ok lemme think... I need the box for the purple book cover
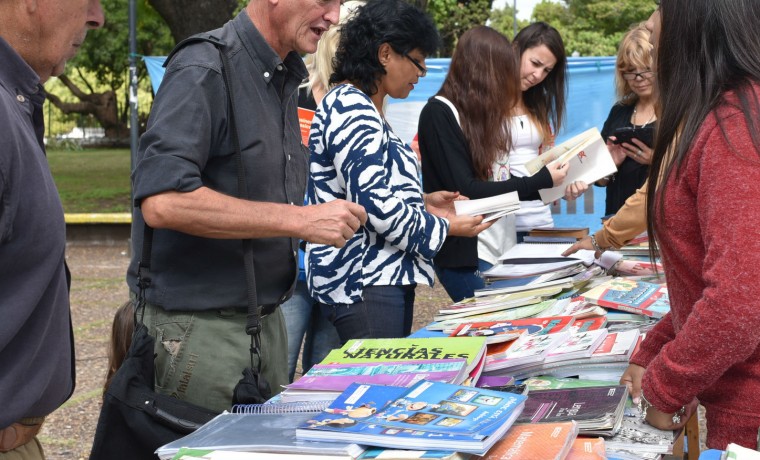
[288,359,468,392]
[516,385,628,424]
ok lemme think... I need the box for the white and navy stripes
[306,84,448,305]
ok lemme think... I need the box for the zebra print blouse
[305,84,448,305]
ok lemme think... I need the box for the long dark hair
[438,26,520,180]
[513,22,567,142]
[330,0,440,96]
[647,0,760,257]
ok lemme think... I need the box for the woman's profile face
[379,46,427,100]
[519,44,557,92]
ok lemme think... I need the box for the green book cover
[321,337,487,373]
[522,375,618,390]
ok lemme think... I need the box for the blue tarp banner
[141,56,618,231]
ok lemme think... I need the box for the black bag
[89,323,219,460]
[90,33,278,459]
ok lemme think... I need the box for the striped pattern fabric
[306,84,447,305]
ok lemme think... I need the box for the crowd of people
[3,0,760,456]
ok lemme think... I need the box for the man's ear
[377,43,392,67]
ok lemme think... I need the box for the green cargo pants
[141,302,288,413]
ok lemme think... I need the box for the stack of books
[279,337,488,403]
[295,380,527,455]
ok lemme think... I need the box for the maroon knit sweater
[630,84,760,450]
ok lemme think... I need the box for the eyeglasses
[404,54,427,77]
[622,70,655,81]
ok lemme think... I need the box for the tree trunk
[47,75,128,139]
[148,0,239,43]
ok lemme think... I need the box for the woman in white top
[511,22,588,239]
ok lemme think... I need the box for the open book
[524,127,617,204]
[453,191,520,223]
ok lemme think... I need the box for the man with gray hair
[0,0,104,457]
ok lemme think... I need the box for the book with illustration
[523,127,617,204]
[515,385,628,436]
[286,359,469,393]
[580,277,670,318]
[320,337,487,378]
[296,381,527,455]
[565,436,606,460]
[479,421,578,460]
[543,329,608,364]
[426,300,558,333]
[449,316,574,343]
[484,331,570,372]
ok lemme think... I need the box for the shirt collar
[0,36,44,98]
[231,10,307,85]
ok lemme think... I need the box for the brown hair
[438,26,520,180]
[104,300,135,394]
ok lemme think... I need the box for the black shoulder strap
[141,34,262,345]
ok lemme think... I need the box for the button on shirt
[127,11,309,310]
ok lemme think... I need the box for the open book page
[498,243,596,266]
[537,129,617,204]
[525,128,600,176]
[453,191,520,223]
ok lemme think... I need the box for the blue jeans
[319,285,416,343]
[434,259,493,303]
[280,281,341,382]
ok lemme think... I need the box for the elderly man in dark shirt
[0,0,104,457]
[127,0,367,412]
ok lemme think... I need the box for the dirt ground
[40,241,706,459]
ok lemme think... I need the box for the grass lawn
[48,148,132,213]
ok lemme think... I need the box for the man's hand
[300,200,367,247]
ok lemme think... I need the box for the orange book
[298,107,316,146]
[566,436,606,459]
[480,421,578,460]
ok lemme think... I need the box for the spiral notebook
[156,402,364,460]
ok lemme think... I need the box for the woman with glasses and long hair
[306,0,492,342]
[418,26,576,303]
[595,23,656,216]
[619,0,760,449]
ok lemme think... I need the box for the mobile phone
[611,125,654,148]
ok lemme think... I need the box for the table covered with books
[155,235,705,460]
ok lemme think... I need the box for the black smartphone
[611,125,654,148]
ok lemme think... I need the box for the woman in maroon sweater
[621,0,760,449]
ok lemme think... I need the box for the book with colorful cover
[434,294,544,322]
[296,381,527,455]
[571,316,607,332]
[484,332,570,372]
[515,385,628,436]
[321,338,487,377]
[587,329,640,363]
[286,359,469,392]
[523,376,619,391]
[565,437,606,460]
[543,329,608,364]
[580,277,670,318]
[298,107,315,145]
[479,421,578,460]
[358,448,470,460]
[426,300,557,333]
[450,316,574,343]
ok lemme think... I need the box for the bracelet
[589,234,604,253]
[639,390,687,424]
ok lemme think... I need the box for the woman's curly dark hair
[330,0,440,96]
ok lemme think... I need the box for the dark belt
[0,417,45,453]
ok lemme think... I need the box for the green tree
[489,5,530,39]
[48,0,173,140]
[428,0,493,55]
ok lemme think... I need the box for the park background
[42,1,659,458]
